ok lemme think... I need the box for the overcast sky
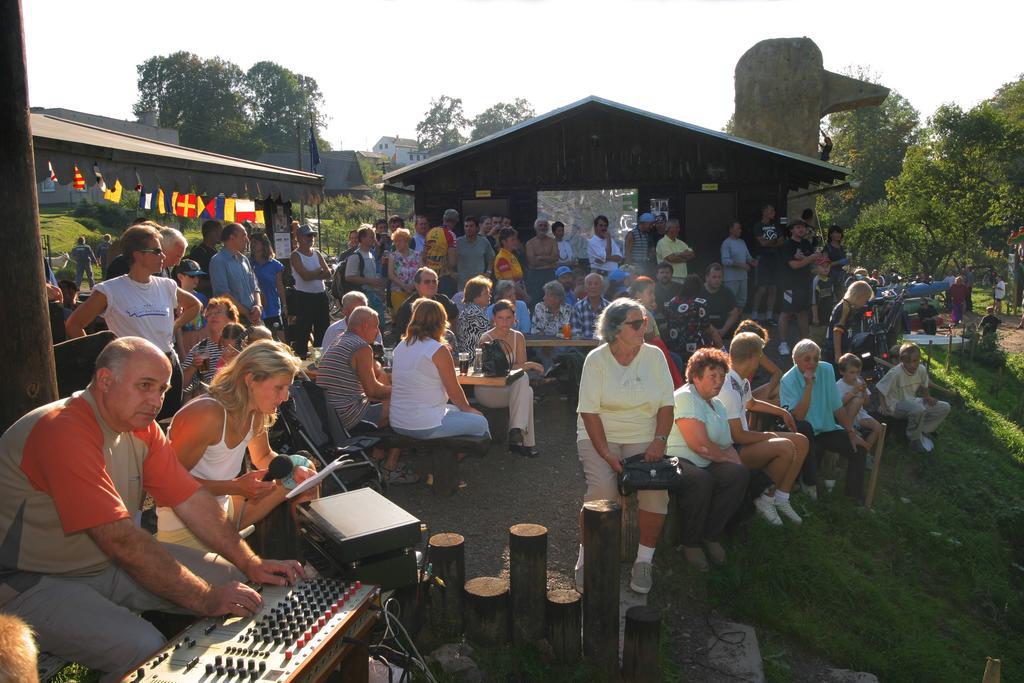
[23,0,1023,152]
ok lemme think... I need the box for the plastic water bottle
[473,348,483,374]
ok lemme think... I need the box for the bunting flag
[255,209,265,224]
[308,125,320,171]
[235,199,256,222]
[102,179,123,203]
[224,197,236,222]
[93,164,106,192]
[214,196,226,220]
[1008,227,1024,245]
[139,189,154,210]
[173,193,199,218]
[198,196,220,220]
[156,188,167,215]
[72,165,86,191]
[47,161,58,183]
[165,191,178,215]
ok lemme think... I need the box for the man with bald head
[0,337,305,678]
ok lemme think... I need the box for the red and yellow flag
[72,165,85,191]
[173,193,199,218]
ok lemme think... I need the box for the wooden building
[385,96,848,272]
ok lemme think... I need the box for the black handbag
[618,454,684,496]
[480,338,511,377]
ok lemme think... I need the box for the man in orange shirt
[0,337,304,678]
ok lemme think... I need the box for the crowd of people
[7,203,978,677]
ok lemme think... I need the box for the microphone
[262,455,294,482]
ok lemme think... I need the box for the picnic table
[304,358,525,388]
[524,334,600,349]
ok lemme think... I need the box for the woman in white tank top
[156,340,315,550]
[289,224,331,360]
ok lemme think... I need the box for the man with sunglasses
[390,267,459,341]
[209,223,263,326]
[587,215,624,275]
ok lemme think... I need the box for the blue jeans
[393,405,490,440]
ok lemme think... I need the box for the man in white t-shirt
[875,342,950,452]
[320,291,368,351]
[587,215,624,274]
[717,333,809,524]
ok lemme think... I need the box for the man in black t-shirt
[702,263,741,342]
[777,220,818,355]
[750,204,784,325]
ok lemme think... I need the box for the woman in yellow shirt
[494,227,525,287]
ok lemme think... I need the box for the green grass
[39,206,102,254]
[660,347,1024,682]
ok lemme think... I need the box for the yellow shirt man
[656,235,691,282]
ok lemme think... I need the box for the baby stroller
[270,377,384,496]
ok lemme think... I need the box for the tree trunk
[463,577,510,646]
[582,499,621,676]
[427,533,465,638]
[546,589,581,664]
[0,0,57,433]
[508,523,547,644]
[621,605,662,682]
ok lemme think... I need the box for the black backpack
[331,250,365,300]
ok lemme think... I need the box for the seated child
[979,305,1001,337]
[875,342,951,453]
[835,353,884,452]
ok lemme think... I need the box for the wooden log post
[582,499,621,676]
[463,577,510,646]
[620,493,639,562]
[509,523,547,645]
[0,0,58,433]
[982,656,1002,683]
[945,332,952,371]
[545,589,581,664]
[431,450,460,497]
[427,533,465,637]
[621,605,662,683]
[865,423,887,510]
[926,341,933,370]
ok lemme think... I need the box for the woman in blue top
[486,280,531,334]
[666,347,750,572]
[250,232,287,342]
[780,339,867,501]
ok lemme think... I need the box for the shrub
[72,200,132,232]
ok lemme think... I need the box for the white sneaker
[629,561,654,594]
[825,479,836,493]
[778,341,790,356]
[754,494,783,526]
[801,482,818,501]
[775,498,803,525]
[921,434,934,452]
[574,564,584,594]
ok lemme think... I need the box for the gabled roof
[258,150,368,193]
[33,113,324,203]
[385,95,849,183]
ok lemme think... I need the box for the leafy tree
[818,67,920,227]
[469,98,535,141]
[416,96,467,154]
[134,52,262,158]
[243,62,330,153]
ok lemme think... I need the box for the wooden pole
[463,577,510,646]
[509,523,547,645]
[545,589,581,664]
[865,423,887,510]
[620,493,639,562]
[427,533,465,637]
[0,0,58,433]
[982,656,1002,683]
[926,341,933,371]
[582,499,621,676]
[945,332,952,371]
[621,605,662,683]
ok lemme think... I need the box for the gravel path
[387,392,583,590]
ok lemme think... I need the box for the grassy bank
[671,348,1024,681]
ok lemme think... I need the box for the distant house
[371,136,428,167]
[258,150,370,199]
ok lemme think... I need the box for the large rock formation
[734,37,889,159]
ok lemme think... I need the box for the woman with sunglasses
[66,222,201,419]
[574,299,674,595]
